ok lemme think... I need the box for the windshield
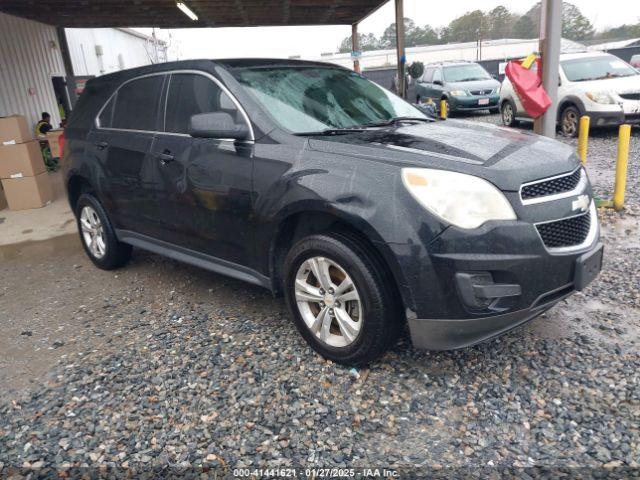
[443,64,492,82]
[231,66,426,134]
[561,55,638,82]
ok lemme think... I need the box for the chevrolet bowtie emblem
[572,194,590,213]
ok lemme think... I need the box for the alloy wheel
[502,103,514,125]
[80,205,107,259]
[294,256,363,348]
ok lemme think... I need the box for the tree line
[338,1,639,53]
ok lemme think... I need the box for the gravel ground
[0,114,639,477]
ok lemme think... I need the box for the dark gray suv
[64,59,603,365]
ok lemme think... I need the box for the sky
[140,0,640,61]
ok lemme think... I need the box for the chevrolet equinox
[64,59,603,365]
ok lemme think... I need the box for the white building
[0,12,167,131]
[65,28,168,77]
[321,38,586,71]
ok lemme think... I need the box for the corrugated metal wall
[0,12,65,131]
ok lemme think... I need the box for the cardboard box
[47,129,64,158]
[0,183,7,211]
[0,140,46,179]
[0,115,33,145]
[1,172,53,210]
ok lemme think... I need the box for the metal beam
[394,0,405,98]
[352,23,361,73]
[56,27,77,109]
[534,0,562,137]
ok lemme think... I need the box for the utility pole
[352,23,361,73]
[534,0,562,137]
[394,0,406,98]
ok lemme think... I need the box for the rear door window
[164,73,241,134]
[111,75,165,131]
[422,67,435,83]
[432,68,443,84]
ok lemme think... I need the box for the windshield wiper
[295,128,368,136]
[358,116,433,128]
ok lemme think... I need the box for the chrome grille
[536,211,591,249]
[521,169,582,201]
[469,89,494,96]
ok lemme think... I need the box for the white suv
[499,51,640,136]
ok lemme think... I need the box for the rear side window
[422,67,435,83]
[164,73,241,134]
[111,75,165,131]
[98,96,115,128]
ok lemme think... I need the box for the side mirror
[189,112,250,140]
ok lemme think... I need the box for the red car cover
[505,58,552,119]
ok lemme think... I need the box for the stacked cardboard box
[0,115,53,210]
[47,129,64,158]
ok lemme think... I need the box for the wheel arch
[66,174,94,212]
[557,96,586,122]
[268,208,412,315]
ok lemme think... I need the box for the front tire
[76,193,132,270]
[560,105,580,137]
[283,233,401,365]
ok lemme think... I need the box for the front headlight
[401,168,517,229]
[449,90,468,97]
[585,91,616,104]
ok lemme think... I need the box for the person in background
[35,112,53,136]
[35,112,56,171]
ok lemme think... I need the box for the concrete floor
[0,171,76,246]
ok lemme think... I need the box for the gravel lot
[0,114,639,476]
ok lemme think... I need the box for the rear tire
[75,193,132,270]
[283,232,401,365]
[501,100,518,127]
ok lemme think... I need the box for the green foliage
[336,2,607,54]
[518,1,595,41]
[338,33,381,54]
[595,23,640,41]
[512,14,537,39]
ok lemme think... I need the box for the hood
[307,120,580,192]
[446,78,501,92]
[572,74,640,93]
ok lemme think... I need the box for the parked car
[415,61,501,114]
[631,54,640,69]
[65,59,603,364]
[500,51,640,136]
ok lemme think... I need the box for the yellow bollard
[440,99,447,120]
[613,124,631,211]
[577,116,590,164]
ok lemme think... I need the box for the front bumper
[450,95,500,111]
[407,235,603,350]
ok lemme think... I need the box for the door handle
[158,151,175,165]
[95,141,109,150]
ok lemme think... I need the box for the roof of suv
[559,51,614,61]
[94,58,348,84]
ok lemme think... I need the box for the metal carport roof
[0,0,388,28]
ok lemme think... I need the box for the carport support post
[56,27,78,109]
[352,23,361,73]
[534,0,562,138]
[395,0,406,98]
